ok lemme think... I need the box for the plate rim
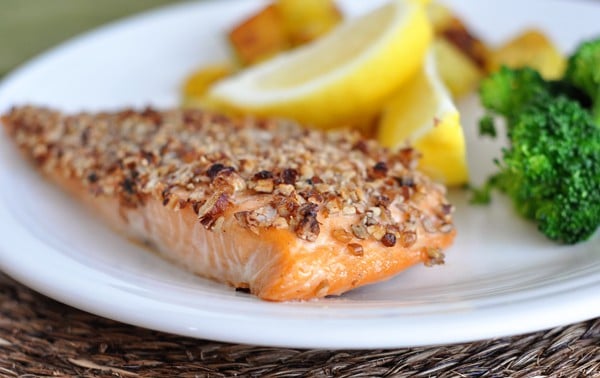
[0,0,599,349]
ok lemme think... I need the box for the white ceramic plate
[0,0,598,349]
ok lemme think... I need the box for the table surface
[1,272,599,377]
[1,1,599,376]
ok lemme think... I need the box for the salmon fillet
[2,106,455,301]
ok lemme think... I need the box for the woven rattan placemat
[2,2,599,376]
[1,273,598,377]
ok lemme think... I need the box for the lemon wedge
[377,51,467,186]
[208,0,432,129]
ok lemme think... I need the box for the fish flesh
[2,106,455,301]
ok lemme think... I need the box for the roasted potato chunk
[427,0,454,33]
[434,38,483,98]
[426,1,489,97]
[438,18,489,71]
[427,0,489,68]
[488,29,566,79]
[228,0,342,66]
[228,4,289,66]
[276,0,342,46]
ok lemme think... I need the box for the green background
[0,1,178,77]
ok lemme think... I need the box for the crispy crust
[2,106,454,248]
[2,106,456,300]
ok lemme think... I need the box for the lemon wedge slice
[209,0,432,129]
[377,51,468,186]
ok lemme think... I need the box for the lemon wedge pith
[377,51,468,186]
[209,0,432,129]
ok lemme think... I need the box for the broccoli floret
[492,96,600,244]
[565,38,600,123]
[479,66,549,119]
[478,114,497,138]
[475,39,600,244]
